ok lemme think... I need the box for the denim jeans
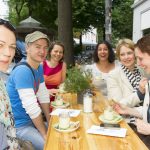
[16,122,44,150]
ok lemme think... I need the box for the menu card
[50,108,81,117]
[87,125,127,137]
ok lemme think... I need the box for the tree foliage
[8,0,134,42]
[112,0,134,44]
[8,0,58,29]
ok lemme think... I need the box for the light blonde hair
[116,38,135,60]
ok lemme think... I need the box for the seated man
[6,31,50,150]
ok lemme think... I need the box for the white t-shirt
[85,61,119,97]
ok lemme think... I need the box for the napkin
[87,125,127,137]
[50,108,81,117]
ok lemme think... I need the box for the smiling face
[135,47,150,74]
[0,25,16,72]
[97,43,109,62]
[50,44,64,62]
[119,45,135,70]
[26,38,48,64]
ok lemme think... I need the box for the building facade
[132,0,150,42]
[0,0,9,19]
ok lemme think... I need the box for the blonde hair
[116,38,135,60]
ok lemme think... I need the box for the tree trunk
[105,0,112,43]
[58,0,74,66]
[79,33,82,48]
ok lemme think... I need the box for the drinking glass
[59,111,70,129]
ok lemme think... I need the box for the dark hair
[47,41,65,62]
[93,41,115,63]
[0,18,16,34]
[135,34,150,55]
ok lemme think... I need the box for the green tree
[8,0,57,29]
[112,0,134,45]
[8,0,134,64]
[73,0,105,41]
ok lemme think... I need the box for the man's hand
[136,119,150,135]
[138,78,148,94]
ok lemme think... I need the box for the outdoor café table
[44,92,149,150]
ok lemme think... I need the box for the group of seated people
[0,19,66,150]
[1,18,150,149]
[85,36,150,148]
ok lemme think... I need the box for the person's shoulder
[11,64,34,79]
[13,64,31,73]
[8,65,32,82]
[109,65,121,75]
[114,60,121,67]
[62,61,67,67]
[38,64,44,72]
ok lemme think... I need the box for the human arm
[48,88,58,95]
[18,89,47,140]
[107,69,141,107]
[136,119,150,135]
[113,103,142,118]
[36,82,50,123]
[32,114,47,140]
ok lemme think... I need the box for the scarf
[121,64,141,90]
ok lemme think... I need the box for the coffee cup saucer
[51,101,70,108]
[99,114,123,124]
[53,121,80,133]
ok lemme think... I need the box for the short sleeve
[13,66,35,90]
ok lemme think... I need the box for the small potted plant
[64,66,92,103]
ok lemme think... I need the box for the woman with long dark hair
[0,18,20,150]
[85,40,116,97]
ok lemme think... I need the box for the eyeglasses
[0,18,16,33]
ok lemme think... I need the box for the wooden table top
[44,92,149,150]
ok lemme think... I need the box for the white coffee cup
[55,99,63,106]
[59,112,70,129]
[104,110,114,120]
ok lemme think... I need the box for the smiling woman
[84,40,117,97]
[43,41,67,111]
[0,19,16,72]
[107,38,145,107]
[0,18,20,149]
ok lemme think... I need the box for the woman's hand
[138,78,148,94]
[136,119,150,135]
[113,103,129,115]
[49,89,58,95]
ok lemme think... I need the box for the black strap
[147,83,150,123]
[13,62,35,79]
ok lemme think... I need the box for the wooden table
[44,92,149,150]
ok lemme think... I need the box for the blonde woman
[107,39,146,107]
